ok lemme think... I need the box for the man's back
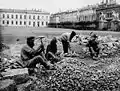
[21,45,35,62]
[59,32,71,42]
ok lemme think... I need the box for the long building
[0,9,50,27]
[78,5,98,22]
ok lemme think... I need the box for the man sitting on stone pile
[21,36,55,75]
[45,37,60,64]
[86,34,100,60]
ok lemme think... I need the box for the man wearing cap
[86,34,100,59]
[21,36,54,75]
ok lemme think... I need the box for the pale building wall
[0,9,50,27]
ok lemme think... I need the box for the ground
[2,26,120,44]
[1,27,120,91]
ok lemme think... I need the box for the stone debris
[0,79,18,91]
[0,35,120,91]
[1,68,28,78]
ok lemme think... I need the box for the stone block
[0,79,18,91]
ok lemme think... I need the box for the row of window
[2,14,49,20]
[2,20,48,26]
[79,15,96,21]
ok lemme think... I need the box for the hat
[71,31,76,36]
[27,36,35,41]
[91,34,98,38]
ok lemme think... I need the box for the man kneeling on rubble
[86,34,100,60]
[46,37,60,64]
[21,36,55,75]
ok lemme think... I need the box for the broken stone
[0,79,18,91]
[17,80,33,91]
[1,68,28,77]
[13,74,30,85]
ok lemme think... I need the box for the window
[29,15,31,19]
[38,16,40,19]
[24,21,26,25]
[16,21,18,25]
[46,16,48,19]
[20,15,22,19]
[106,12,112,18]
[119,14,120,19]
[7,21,9,24]
[29,21,31,25]
[42,22,44,25]
[24,15,26,19]
[33,16,35,19]
[20,21,22,25]
[42,16,44,19]
[33,22,35,27]
[11,21,14,24]
[2,20,5,24]
[11,15,14,18]
[3,14,5,18]
[16,15,18,19]
[7,14,9,18]
[37,22,40,27]
[46,22,48,25]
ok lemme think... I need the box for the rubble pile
[26,58,120,91]
[0,35,120,91]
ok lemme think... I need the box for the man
[46,37,60,64]
[21,36,54,75]
[86,34,100,59]
[58,31,76,54]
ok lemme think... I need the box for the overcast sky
[0,0,120,13]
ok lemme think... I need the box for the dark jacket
[21,44,43,66]
[46,38,57,55]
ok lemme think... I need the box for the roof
[0,8,50,15]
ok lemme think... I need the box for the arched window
[29,21,31,25]
[119,14,120,19]
[2,20,5,24]
[46,22,48,25]
[11,21,14,24]
[3,14,5,18]
[37,22,40,27]
[7,21,9,24]
[7,14,9,18]
[33,16,35,19]
[33,22,35,27]
[24,15,26,19]
[16,21,18,25]
[16,15,18,19]
[38,16,40,19]
[42,21,44,26]
[29,15,31,19]
[20,21,22,25]
[24,21,26,25]
[11,15,14,18]
[46,16,48,19]
[20,15,22,19]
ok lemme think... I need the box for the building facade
[49,13,61,23]
[78,5,98,22]
[0,9,50,27]
[96,0,120,30]
[59,10,78,23]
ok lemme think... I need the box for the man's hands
[37,44,44,53]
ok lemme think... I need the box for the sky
[0,0,120,13]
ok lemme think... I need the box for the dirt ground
[1,27,120,44]
[1,27,120,65]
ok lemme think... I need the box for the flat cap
[27,36,35,41]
